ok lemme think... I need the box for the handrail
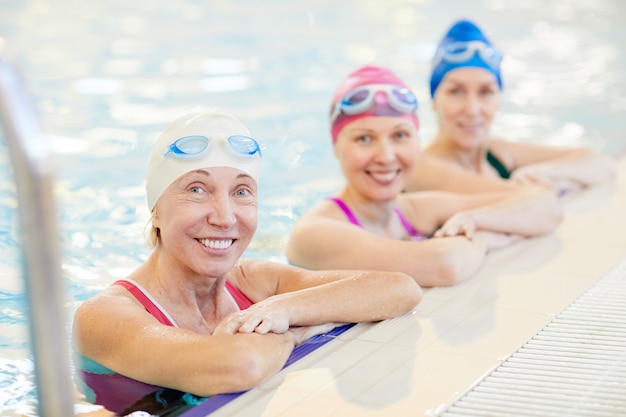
[0,37,75,417]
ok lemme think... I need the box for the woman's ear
[151,206,160,228]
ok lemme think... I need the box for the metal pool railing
[0,37,75,417]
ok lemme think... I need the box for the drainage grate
[436,258,626,417]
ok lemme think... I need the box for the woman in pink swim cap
[286,65,562,287]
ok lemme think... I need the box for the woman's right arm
[72,292,296,397]
[285,216,512,287]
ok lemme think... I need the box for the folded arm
[285,216,508,287]
[217,259,422,335]
[438,187,563,237]
[491,140,617,191]
[510,149,617,190]
[73,291,296,397]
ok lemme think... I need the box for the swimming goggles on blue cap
[163,134,262,160]
[330,84,418,124]
[433,40,502,69]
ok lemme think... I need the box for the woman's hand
[213,299,340,346]
[213,297,291,335]
[435,212,477,239]
[512,167,584,196]
[510,165,554,189]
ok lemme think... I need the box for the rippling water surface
[1,0,625,415]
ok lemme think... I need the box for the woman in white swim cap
[72,109,422,415]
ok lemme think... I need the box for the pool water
[1,1,625,415]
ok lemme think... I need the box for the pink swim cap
[330,65,420,143]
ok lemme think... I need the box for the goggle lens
[228,135,262,157]
[165,135,209,159]
[391,88,417,106]
[343,89,370,106]
[446,43,470,55]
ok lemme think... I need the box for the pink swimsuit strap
[114,279,254,319]
[113,280,175,326]
[225,280,254,310]
[328,197,428,241]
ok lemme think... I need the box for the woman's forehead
[175,167,257,185]
[443,67,499,85]
[342,116,417,133]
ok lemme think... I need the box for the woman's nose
[374,138,396,163]
[463,93,480,115]
[207,194,236,229]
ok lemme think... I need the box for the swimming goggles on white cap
[146,118,263,211]
[163,134,262,160]
[330,84,418,124]
[433,40,502,68]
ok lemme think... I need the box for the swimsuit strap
[393,207,428,241]
[328,197,362,227]
[486,150,511,179]
[224,280,254,310]
[329,197,428,241]
[113,280,176,326]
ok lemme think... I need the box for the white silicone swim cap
[145,109,261,211]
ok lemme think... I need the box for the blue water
[1,1,625,415]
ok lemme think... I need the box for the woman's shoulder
[233,258,297,277]
[294,197,353,226]
[421,142,455,161]
[485,137,516,152]
[74,281,143,320]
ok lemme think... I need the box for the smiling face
[432,67,500,150]
[152,166,258,279]
[334,116,419,202]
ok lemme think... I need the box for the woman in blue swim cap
[405,19,616,196]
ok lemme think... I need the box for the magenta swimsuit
[329,197,428,241]
[76,279,253,414]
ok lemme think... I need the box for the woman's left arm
[217,261,422,335]
[494,140,617,188]
[411,186,563,238]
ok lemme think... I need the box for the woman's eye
[236,188,249,196]
[394,130,410,140]
[189,186,203,193]
[356,135,371,143]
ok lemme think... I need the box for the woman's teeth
[198,239,233,249]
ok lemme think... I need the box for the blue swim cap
[429,19,503,97]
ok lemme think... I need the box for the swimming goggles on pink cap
[163,134,262,160]
[433,40,502,68]
[330,84,418,124]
